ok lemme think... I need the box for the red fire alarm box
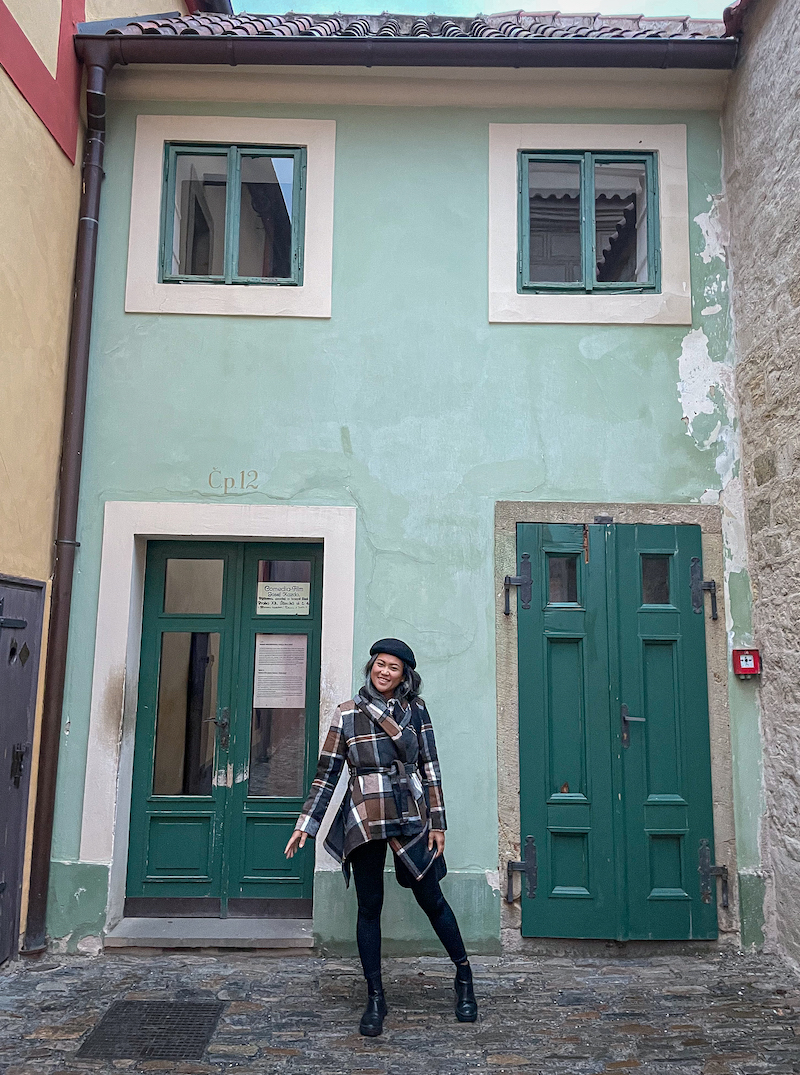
[733,648,761,678]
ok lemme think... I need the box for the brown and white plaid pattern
[296,692,447,882]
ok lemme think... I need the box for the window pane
[238,155,294,279]
[171,154,227,276]
[528,160,582,284]
[164,559,224,615]
[153,632,219,796]
[642,556,670,604]
[250,634,307,797]
[595,161,649,283]
[548,556,578,603]
[257,560,311,616]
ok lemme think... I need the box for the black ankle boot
[359,975,388,1037]
[454,962,478,1022]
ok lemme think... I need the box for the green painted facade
[47,95,764,951]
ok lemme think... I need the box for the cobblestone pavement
[2,949,800,1075]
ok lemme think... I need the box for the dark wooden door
[516,523,718,940]
[0,577,45,964]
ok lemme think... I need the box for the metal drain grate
[76,1000,224,1060]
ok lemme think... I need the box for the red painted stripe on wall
[0,0,85,163]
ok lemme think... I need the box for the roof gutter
[75,33,737,71]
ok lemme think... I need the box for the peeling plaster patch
[234,765,249,784]
[694,195,728,265]
[485,869,501,894]
[702,304,723,316]
[76,935,102,956]
[677,328,736,484]
[700,489,720,505]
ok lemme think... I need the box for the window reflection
[595,161,649,283]
[153,632,219,796]
[164,559,224,615]
[642,556,671,605]
[249,708,306,797]
[528,160,582,284]
[170,154,227,277]
[548,556,578,603]
[238,155,294,279]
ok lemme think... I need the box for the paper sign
[257,581,310,616]
[253,634,307,709]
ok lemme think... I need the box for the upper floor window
[160,143,306,286]
[518,151,659,295]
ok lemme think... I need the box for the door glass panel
[528,160,582,284]
[170,154,227,277]
[595,161,649,283]
[548,556,578,603]
[250,634,307,797]
[164,559,224,615]
[238,155,294,279]
[642,556,671,605]
[256,560,311,616]
[153,632,219,796]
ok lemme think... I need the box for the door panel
[615,524,717,940]
[517,522,718,941]
[127,541,320,916]
[518,524,617,939]
[0,578,45,965]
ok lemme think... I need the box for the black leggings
[349,839,468,980]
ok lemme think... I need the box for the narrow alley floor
[1,949,799,1075]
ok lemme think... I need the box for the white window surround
[489,123,692,325]
[78,501,356,929]
[126,115,336,318]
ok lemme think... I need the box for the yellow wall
[86,1,190,21]
[0,66,81,583]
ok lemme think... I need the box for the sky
[235,0,727,17]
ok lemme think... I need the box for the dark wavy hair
[363,653,422,703]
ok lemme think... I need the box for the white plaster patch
[677,328,737,484]
[694,195,728,265]
[485,869,501,893]
[702,304,723,316]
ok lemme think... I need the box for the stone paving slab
[1,949,799,1075]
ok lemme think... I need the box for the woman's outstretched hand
[428,829,445,858]
[284,829,311,858]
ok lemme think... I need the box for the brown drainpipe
[22,62,110,955]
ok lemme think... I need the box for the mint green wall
[48,99,760,946]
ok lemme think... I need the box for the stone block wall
[723,0,800,962]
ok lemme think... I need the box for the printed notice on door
[253,634,307,709]
[257,581,310,616]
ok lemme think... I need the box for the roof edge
[74,33,738,72]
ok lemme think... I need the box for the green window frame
[159,142,306,286]
[518,150,660,295]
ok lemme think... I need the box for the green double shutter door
[127,541,321,911]
[517,522,718,940]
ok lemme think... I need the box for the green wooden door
[126,540,322,916]
[516,522,718,940]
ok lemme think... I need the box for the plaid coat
[295,691,447,885]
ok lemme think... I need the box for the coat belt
[352,760,419,824]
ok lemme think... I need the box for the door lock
[204,707,230,751]
[621,703,646,748]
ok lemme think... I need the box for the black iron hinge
[506,835,537,902]
[690,557,718,621]
[698,838,729,909]
[10,743,29,789]
[504,554,532,616]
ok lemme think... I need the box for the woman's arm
[417,702,447,832]
[293,704,348,838]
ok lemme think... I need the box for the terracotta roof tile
[95,10,729,40]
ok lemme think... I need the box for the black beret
[370,638,416,670]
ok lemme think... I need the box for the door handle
[621,703,645,749]
[204,707,230,750]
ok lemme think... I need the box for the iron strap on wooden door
[514,522,722,941]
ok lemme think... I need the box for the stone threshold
[104,917,314,949]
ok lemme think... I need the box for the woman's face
[371,653,404,698]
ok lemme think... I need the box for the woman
[285,638,477,1036]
